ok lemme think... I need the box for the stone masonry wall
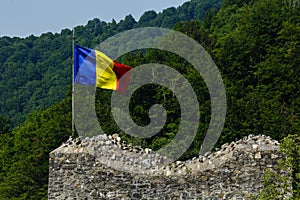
[48,135,289,199]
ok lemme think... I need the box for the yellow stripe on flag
[95,50,117,90]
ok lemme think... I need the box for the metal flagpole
[72,28,75,137]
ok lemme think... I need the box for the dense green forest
[0,0,299,199]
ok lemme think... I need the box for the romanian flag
[74,44,132,93]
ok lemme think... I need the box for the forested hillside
[0,0,223,126]
[0,0,299,199]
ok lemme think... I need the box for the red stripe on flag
[113,61,132,94]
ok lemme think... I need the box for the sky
[0,0,188,38]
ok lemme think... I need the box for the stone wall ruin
[48,134,289,199]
